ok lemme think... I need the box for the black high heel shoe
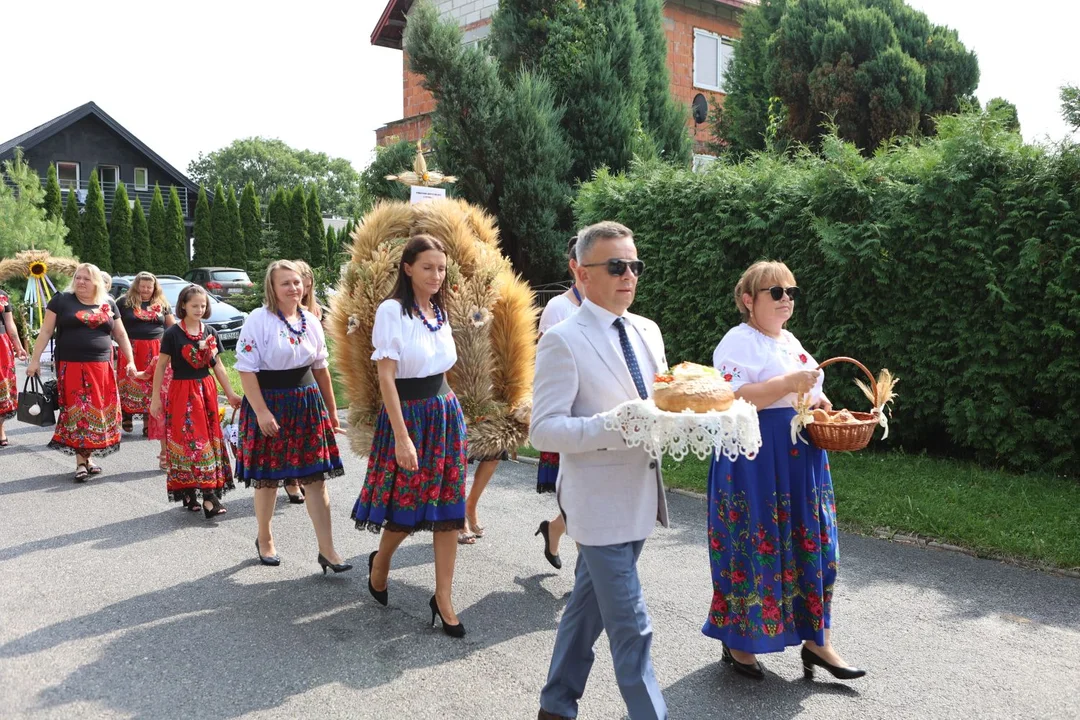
[801,645,866,680]
[318,553,353,574]
[367,551,388,606]
[535,521,562,570]
[721,643,765,680]
[255,538,280,566]
[428,595,465,638]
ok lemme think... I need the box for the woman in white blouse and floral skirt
[351,234,468,638]
[235,260,351,574]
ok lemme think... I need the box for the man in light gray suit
[531,221,669,720]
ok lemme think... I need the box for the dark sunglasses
[759,285,801,301]
[581,259,646,277]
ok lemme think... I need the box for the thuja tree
[109,184,134,274]
[226,186,245,268]
[43,163,63,221]
[306,185,325,267]
[131,200,152,271]
[62,186,82,257]
[163,186,189,276]
[210,180,229,267]
[80,170,112,271]
[192,185,214,267]
[148,184,168,270]
[287,185,309,261]
[718,0,980,156]
[239,181,262,258]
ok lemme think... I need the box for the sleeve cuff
[370,349,401,362]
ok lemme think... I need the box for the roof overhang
[371,0,413,50]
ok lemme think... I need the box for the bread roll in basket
[653,362,734,413]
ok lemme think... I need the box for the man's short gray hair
[575,221,633,263]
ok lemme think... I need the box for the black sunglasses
[759,285,801,301]
[581,259,646,277]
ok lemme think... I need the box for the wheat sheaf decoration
[0,250,81,331]
[327,198,538,460]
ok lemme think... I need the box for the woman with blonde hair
[234,260,349,571]
[117,272,173,446]
[702,260,864,682]
[0,290,29,446]
[295,259,322,320]
[27,263,137,481]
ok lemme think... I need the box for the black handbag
[17,376,56,427]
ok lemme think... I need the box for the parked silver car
[109,276,248,349]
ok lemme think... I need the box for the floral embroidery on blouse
[181,334,218,369]
[132,303,164,322]
[238,339,258,354]
[717,365,742,383]
[278,327,303,346]
[75,303,113,329]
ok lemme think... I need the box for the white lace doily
[603,399,762,462]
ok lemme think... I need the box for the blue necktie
[614,318,649,400]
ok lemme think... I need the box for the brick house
[371,0,754,158]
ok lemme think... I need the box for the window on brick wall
[693,29,734,93]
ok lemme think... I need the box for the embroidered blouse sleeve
[371,300,405,362]
[309,312,330,370]
[712,326,766,393]
[234,309,264,373]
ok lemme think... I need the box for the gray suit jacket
[530,303,670,546]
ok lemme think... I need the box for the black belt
[395,373,450,401]
[258,366,315,389]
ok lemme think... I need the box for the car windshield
[211,271,249,282]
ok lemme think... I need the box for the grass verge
[518,444,1079,570]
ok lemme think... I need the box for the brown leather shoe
[538,709,571,720]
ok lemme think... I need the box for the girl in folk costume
[532,236,581,570]
[27,263,137,481]
[235,260,350,572]
[0,291,29,446]
[149,285,241,518]
[116,272,174,442]
[351,234,469,637]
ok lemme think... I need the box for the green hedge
[574,114,1080,473]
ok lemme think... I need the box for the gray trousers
[539,540,667,720]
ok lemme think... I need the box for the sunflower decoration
[328,198,538,460]
[0,250,80,332]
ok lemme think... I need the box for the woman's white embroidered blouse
[712,323,825,410]
[234,307,329,373]
[538,294,578,334]
[371,299,457,379]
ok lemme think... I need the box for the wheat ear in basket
[799,357,897,452]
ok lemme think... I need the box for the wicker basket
[803,357,880,452]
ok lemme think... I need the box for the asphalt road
[1,377,1077,719]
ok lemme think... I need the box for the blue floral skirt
[234,383,344,488]
[702,407,838,654]
[536,452,559,493]
[352,390,467,533]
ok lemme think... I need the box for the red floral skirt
[118,338,160,416]
[537,452,559,494]
[0,333,16,421]
[164,375,234,501]
[235,382,344,488]
[146,363,172,441]
[49,361,122,457]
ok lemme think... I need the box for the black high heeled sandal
[429,595,465,638]
[317,553,353,574]
[202,493,227,519]
[535,521,562,570]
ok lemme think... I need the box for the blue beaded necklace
[413,301,445,332]
[276,309,307,337]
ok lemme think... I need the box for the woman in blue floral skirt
[352,234,468,638]
[704,261,865,682]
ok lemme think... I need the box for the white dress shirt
[579,298,657,393]
[235,307,329,373]
[712,323,825,409]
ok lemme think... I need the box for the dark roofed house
[0,101,200,235]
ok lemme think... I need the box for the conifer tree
[131,199,152,271]
[239,181,262,258]
[43,163,63,220]
[80,170,112,271]
[148,184,167,270]
[306,185,325,267]
[267,187,289,253]
[210,180,229,267]
[164,186,189,276]
[109,183,134,274]
[192,185,214,266]
[227,187,244,267]
[63,188,82,257]
[325,224,337,269]
[288,185,309,260]
[635,0,691,163]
